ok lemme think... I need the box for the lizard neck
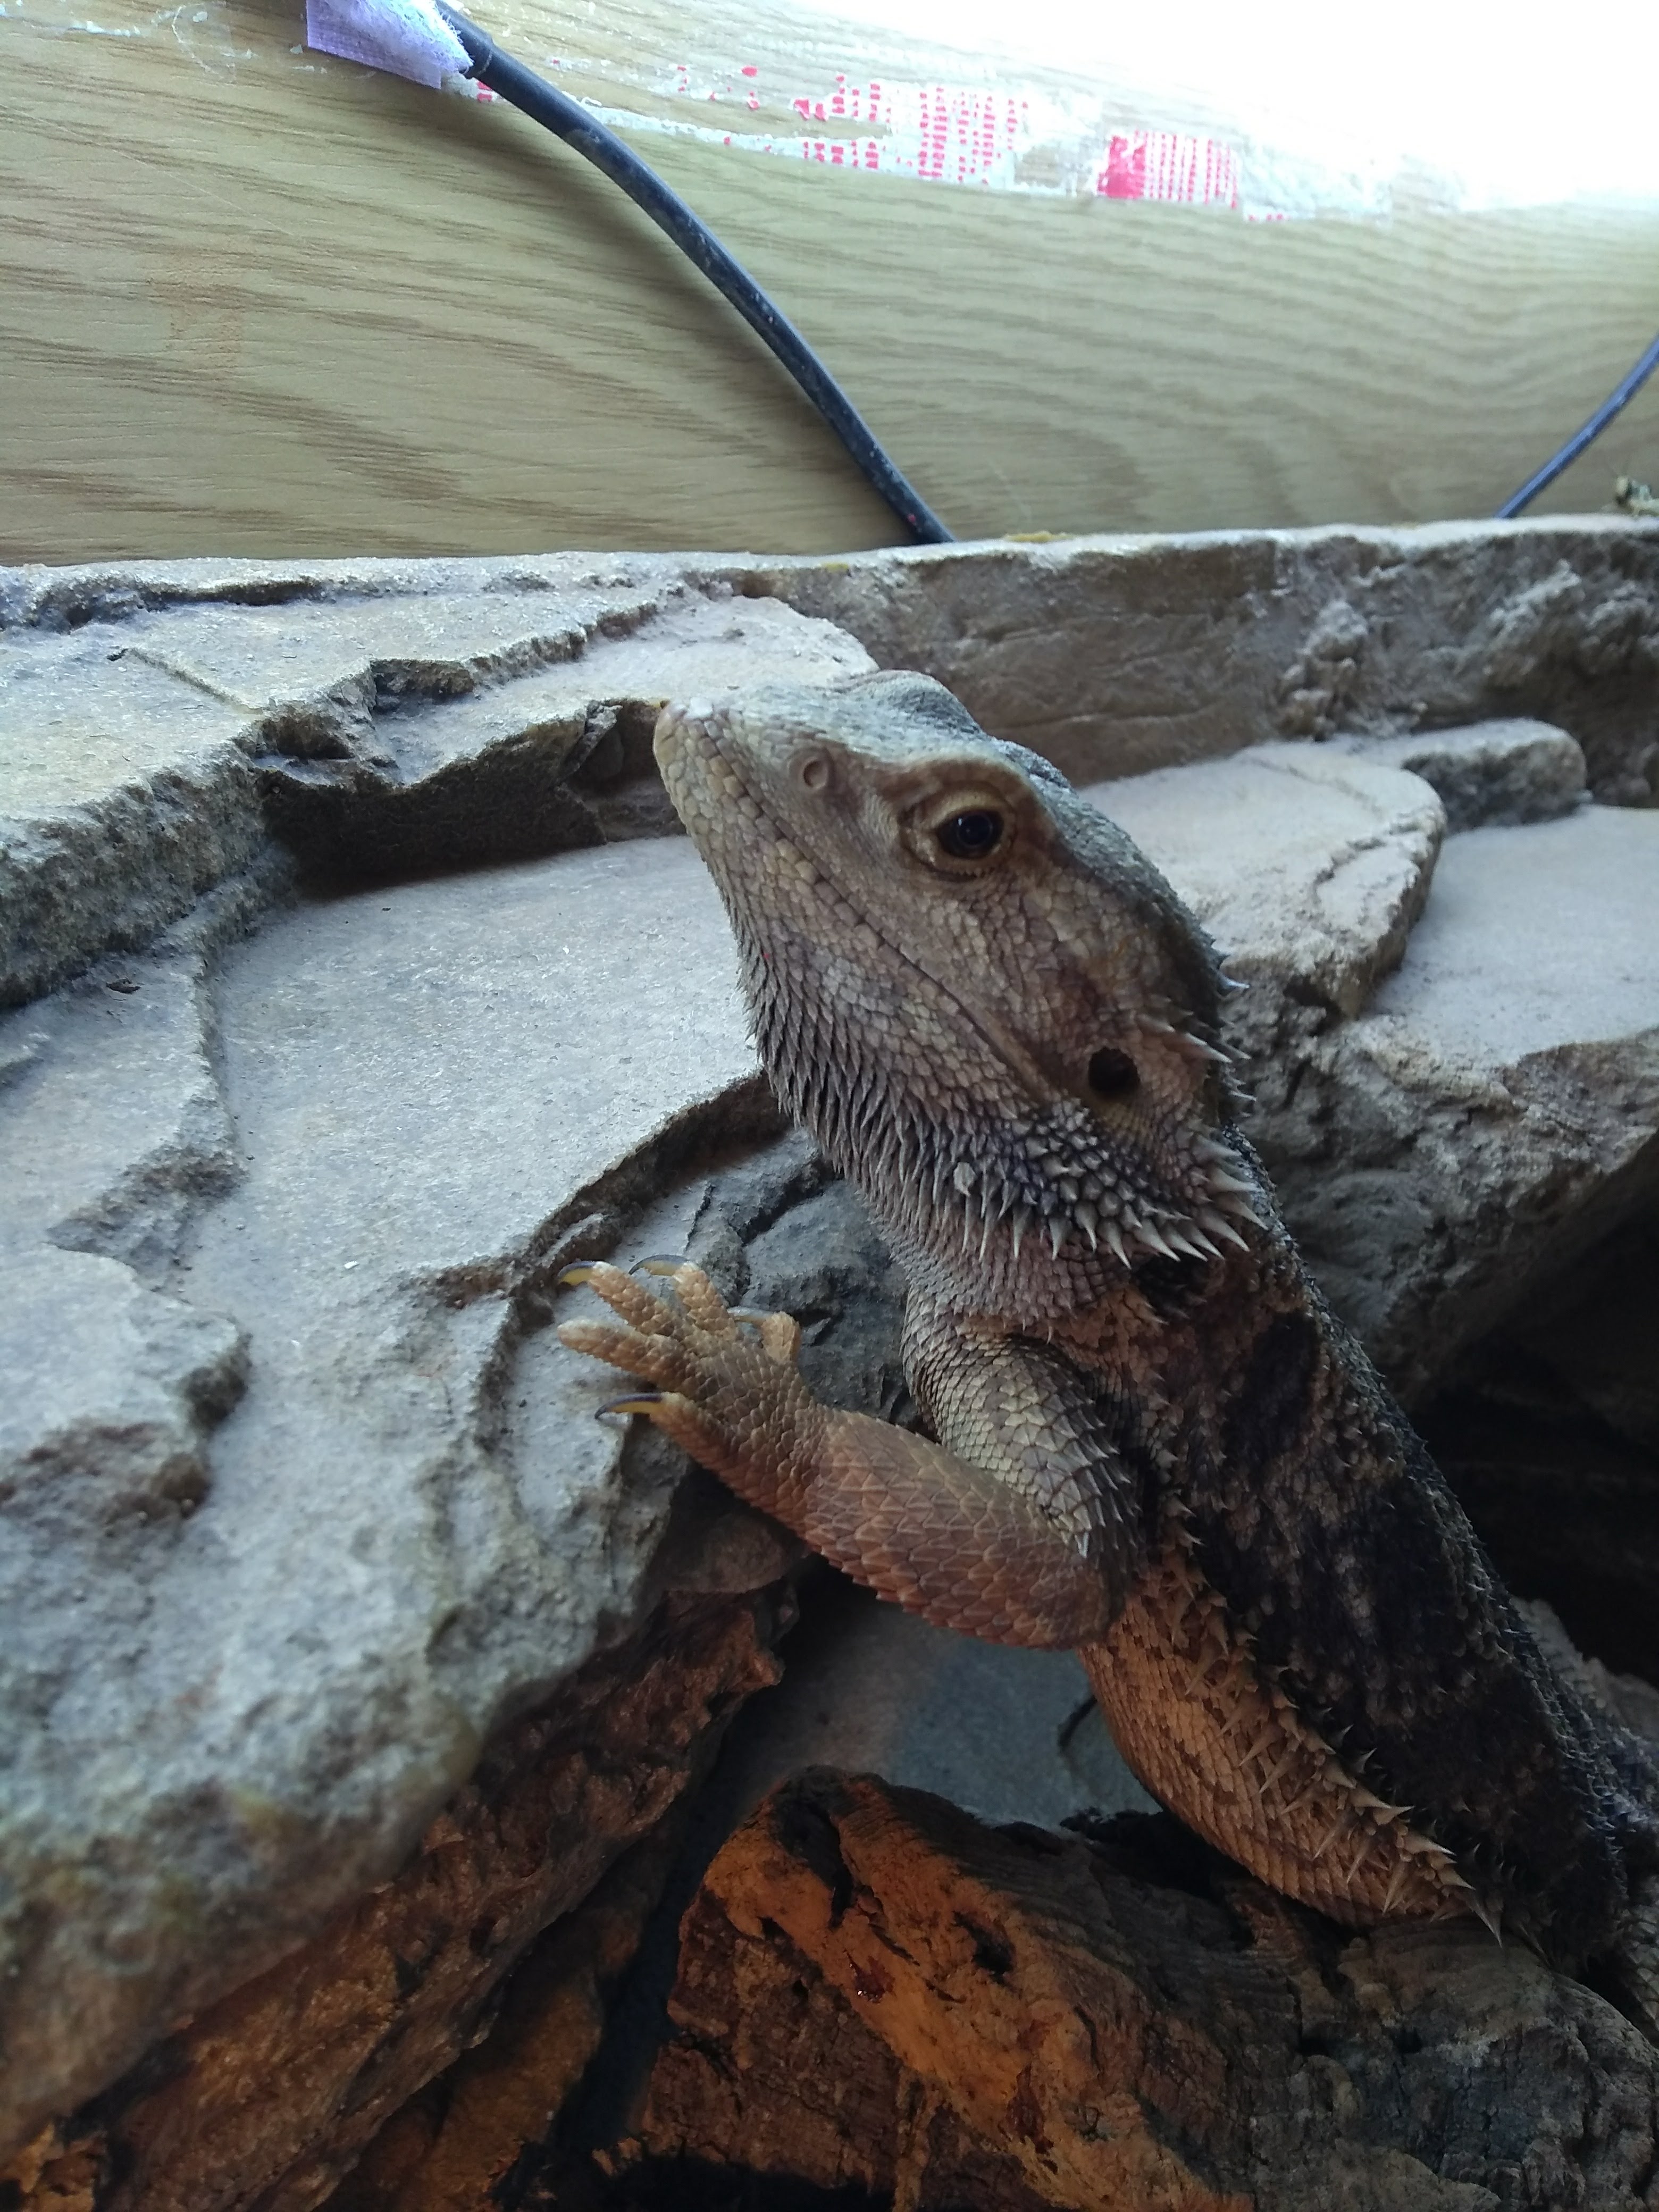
[746,934,1267,1326]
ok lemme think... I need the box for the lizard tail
[1080,1538,1480,1931]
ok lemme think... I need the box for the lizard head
[655,669,1259,1308]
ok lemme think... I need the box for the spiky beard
[736,926,1263,1318]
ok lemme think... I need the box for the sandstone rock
[7,523,1659,914]
[628,1770,1659,2211]
[1086,742,1445,1022]
[744,518,1659,801]
[1268,805,1659,1396]
[0,574,879,2166]
[0,575,870,1003]
[0,642,264,1010]
[1275,592,1369,737]
[1333,716,1586,830]
[0,822,832,2157]
[3,522,1654,1013]
[1084,755,1659,1402]
[0,834,745,2157]
[1362,804,1656,1065]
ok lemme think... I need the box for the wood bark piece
[321,1807,692,2212]
[634,1770,1659,2210]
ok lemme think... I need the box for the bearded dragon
[558,669,1658,1986]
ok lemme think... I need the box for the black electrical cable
[1495,330,1659,520]
[435,5,953,546]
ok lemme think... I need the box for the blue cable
[1496,331,1659,518]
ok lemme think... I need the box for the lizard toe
[651,1260,743,1338]
[592,1386,735,1470]
[558,1260,674,1336]
[557,1317,701,1395]
[636,1390,740,1468]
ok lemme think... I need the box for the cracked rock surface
[0,574,874,2168]
[0,841,765,2160]
[1090,734,1659,1402]
[1091,741,1446,1022]
[0,571,870,1004]
[2,533,1657,2210]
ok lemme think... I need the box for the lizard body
[560,670,1658,1978]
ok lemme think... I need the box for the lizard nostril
[798,752,831,791]
[1087,1047,1140,1100]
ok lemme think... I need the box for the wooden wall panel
[3,0,1657,560]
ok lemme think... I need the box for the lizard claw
[598,1393,665,1420]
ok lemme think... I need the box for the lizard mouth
[655,702,1263,1283]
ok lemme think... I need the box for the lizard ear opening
[1087,1046,1141,1100]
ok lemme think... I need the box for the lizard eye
[935,809,1004,859]
[1087,1047,1140,1100]
[905,783,1018,873]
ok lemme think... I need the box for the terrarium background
[5,0,1659,559]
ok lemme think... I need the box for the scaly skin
[559,670,1658,1978]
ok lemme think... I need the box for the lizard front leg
[558,1261,1137,1648]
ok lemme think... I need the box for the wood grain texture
[4,0,1658,559]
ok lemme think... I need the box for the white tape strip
[305,0,470,89]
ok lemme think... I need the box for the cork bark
[627,1771,1659,2210]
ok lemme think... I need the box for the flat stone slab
[0,834,764,2154]
[1305,805,1659,1382]
[1086,741,1445,1018]
[1333,716,1586,830]
[1367,805,1659,1063]
[0,575,870,1004]
[1090,746,1659,1393]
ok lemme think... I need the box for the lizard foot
[557,1260,821,1516]
[559,1260,1127,1649]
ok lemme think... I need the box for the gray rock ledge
[3,531,1656,2185]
